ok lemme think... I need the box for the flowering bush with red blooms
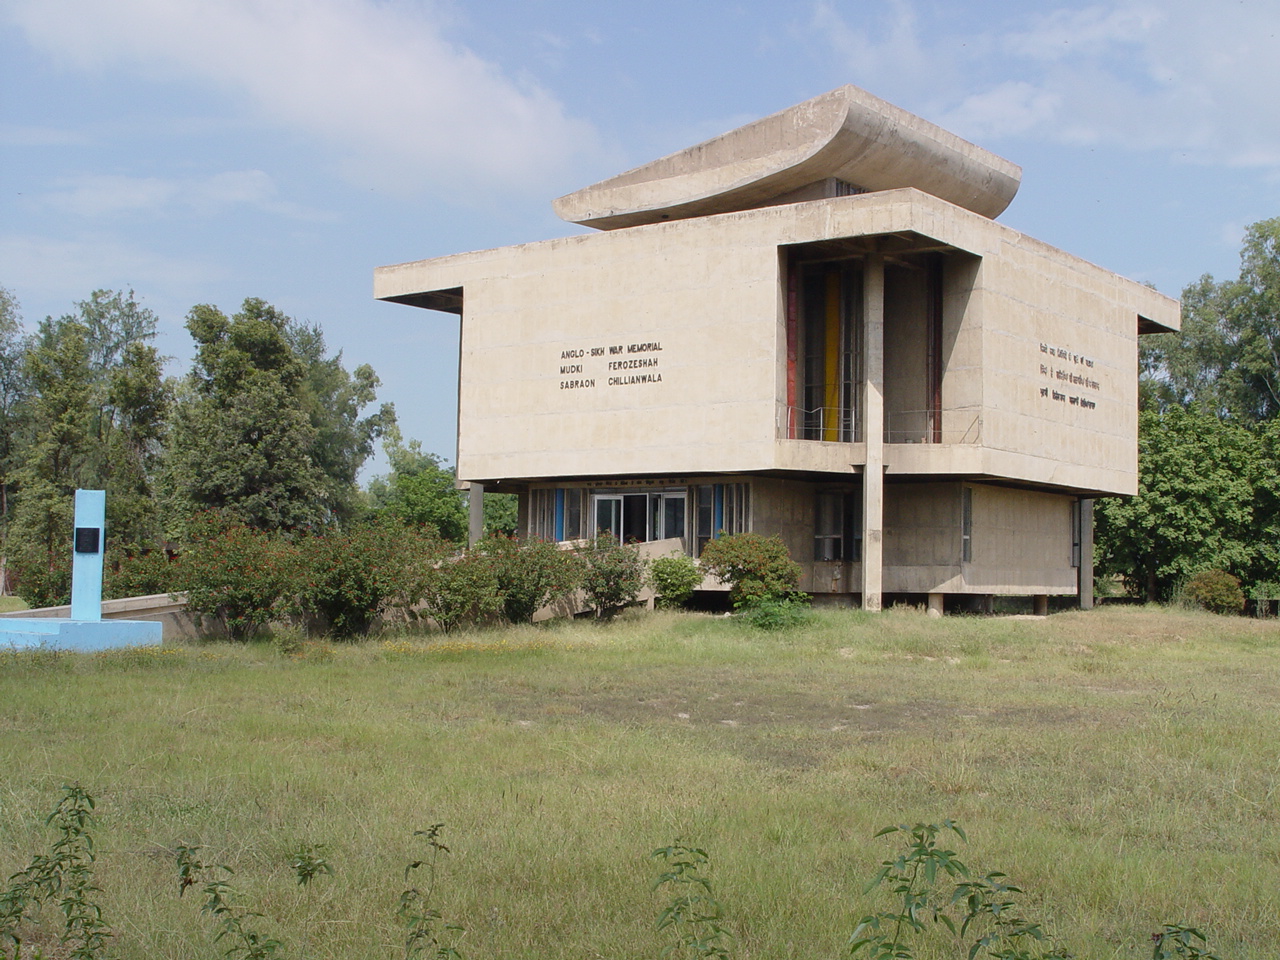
[475,534,583,624]
[105,548,179,600]
[293,516,446,639]
[176,512,299,641]
[698,532,802,606]
[416,548,502,633]
[580,533,646,619]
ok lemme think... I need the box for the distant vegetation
[0,288,513,609]
[1099,216,1280,604]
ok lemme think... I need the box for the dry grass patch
[0,605,1277,958]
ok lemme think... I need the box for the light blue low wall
[0,617,162,651]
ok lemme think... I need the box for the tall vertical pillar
[1078,498,1095,610]
[861,253,885,612]
[70,489,106,622]
[468,482,484,547]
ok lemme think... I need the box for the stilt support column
[860,253,885,612]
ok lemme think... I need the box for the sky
[2,0,1279,476]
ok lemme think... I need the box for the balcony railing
[775,404,858,442]
[884,407,982,444]
[777,403,982,444]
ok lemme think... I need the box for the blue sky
[2,0,1279,474]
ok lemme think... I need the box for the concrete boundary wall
[0,594,211,642]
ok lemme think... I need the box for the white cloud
[37,171,334,221]
[812,0,1280,171]
[0,0,602,197]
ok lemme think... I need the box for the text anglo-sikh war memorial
[375,85,1180,613]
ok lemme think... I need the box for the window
[961,486,973,563]
[693,483,751,555]
[530,488,555,540]
[1070,499,1082,568]
[529,488,588,541]
[799,263,859,441]
[591,488,689,545]
[814,491,860,562]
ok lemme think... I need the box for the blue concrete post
[70,489,106,622]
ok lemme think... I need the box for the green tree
[369,431,468,542]
[483,492,519,536]
[287,322,394,524]
[8,317,95,605]
[177,513,298,640]
[165,299,327,533]
[416,549,501,633]
[1095,408,1266,602]
[1143,217,1280,421]
[0,286,30,584]
[647,554,702,609]
[71,290,168,547]
[293,516,444,639]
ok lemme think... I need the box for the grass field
[2,605,1278,959]
[0,595,27,613]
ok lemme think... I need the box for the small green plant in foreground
[175,845,282,960]
[398,824,465,960]
[849,820,1070,960]
[0,784,114,960]
[1152,924,1222,960]
[0,786,1232,960]
[652,842,732,959]
[287,843,334,887]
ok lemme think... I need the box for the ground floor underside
[484,472,1094,610]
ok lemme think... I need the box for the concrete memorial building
[375,85,1179,612]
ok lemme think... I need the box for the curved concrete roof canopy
[554,85,1022,230]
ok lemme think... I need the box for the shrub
[698,532,802,606]
[647,554,702,609]
[736,595,812,631]
[476,534,583,624]
[177,512,297,641]
[580,533,646,619]
[1182,569,1245,615]
[10,551,71,609]
[293,517,444,639]
[416,549,502,633]
[105,548,179,600]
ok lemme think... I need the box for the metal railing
[777,403,982,444]
[775,404,858,442]
[884,407,982,444]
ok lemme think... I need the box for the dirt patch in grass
[488,671,1085,739]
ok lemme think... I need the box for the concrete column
[927,592,944,618]
[1078,498,1095,610]
[861,253,885,612]
[1033,594,1049,617]
[468,482,484,547]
